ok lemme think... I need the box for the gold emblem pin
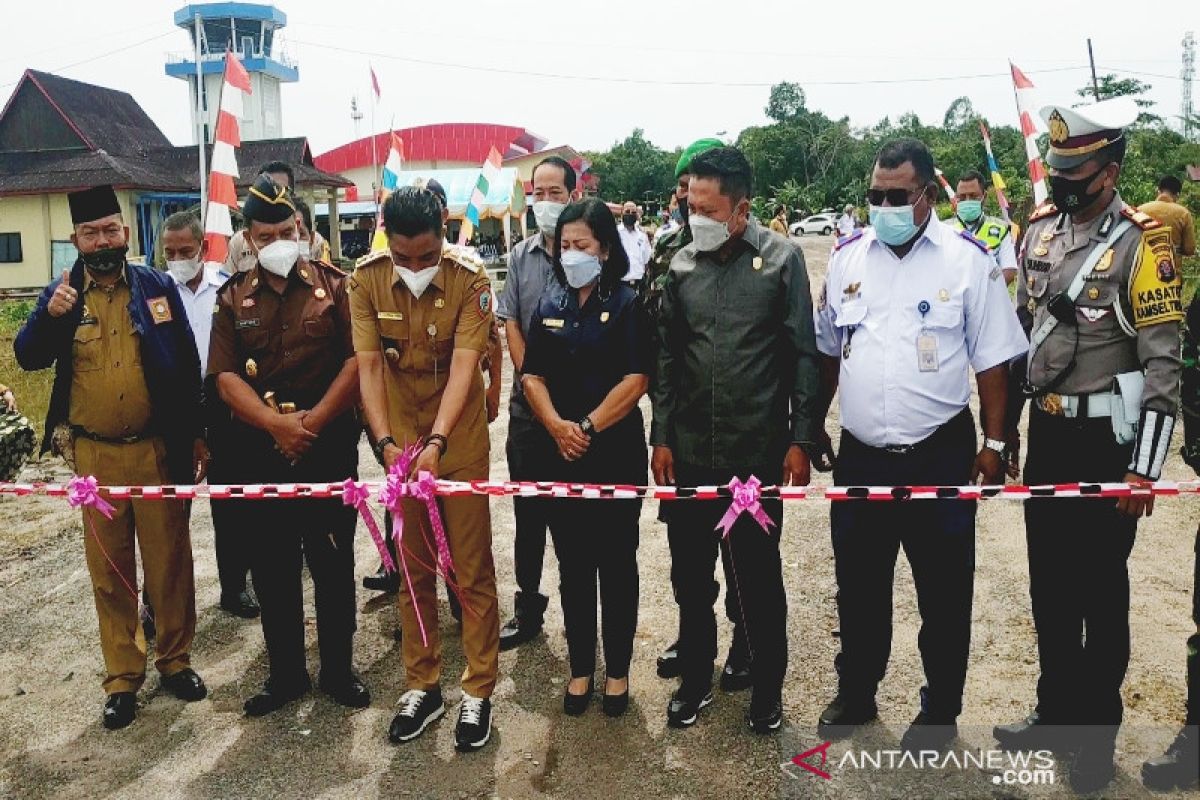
[1040,392,1064,416]
[1033,246,1049,257]
[1094,249,1114,273]
[384,347,400,363]
[299,268,309,280]
[434,298,445,308]
[600,311,610,323]
[1048,109,1069,144]
[1040,231,1054,242]
[427,324,437,337]
[843,282,861,296]
[251,277,259,287]
[245,358,258,377]
[752,256,763,271]
[1087,287,1100,300]
[1027,298,1037,314]
[314,287,327,300]
[938,289,949,302]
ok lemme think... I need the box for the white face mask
[166,257,201,283]
[533,201,567,238]
[560,249,602,289]
[689,212,735,252]
[395,265,440,298]
[256,238,300,277]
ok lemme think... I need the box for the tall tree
[1076,74,1160,125]
[585,129,679,203]
[765,81,806,123]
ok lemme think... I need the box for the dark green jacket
[650,220,818,472]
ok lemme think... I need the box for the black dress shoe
[602,678,629,718]
[900,712,957,752]
[656,640,681,679]
[161,668,208,702]
[1070,738,1116,794]
[747,697,783,734]
[319,671,371,708]
[363,564,400,594]
[993,712,1076,754]
[719,654,752,692]
[103,692,136,730]
[667,683,714,729]
[563,677,594,717]
[220,590,260,619]
[498,592,548,651]
[243,675,311,717]
[1142,726,1199,790]
[817,693,878,739]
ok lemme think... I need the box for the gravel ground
[0,235,1196,799]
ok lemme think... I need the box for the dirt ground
[0,235,1197,800]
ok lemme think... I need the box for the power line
[0,30,177,92]
[289,38,1086,88]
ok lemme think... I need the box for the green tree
[1076,74,1160,125]
[765,81,806,123]
[585,129,678,203]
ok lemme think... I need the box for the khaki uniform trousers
[75,436,195,694]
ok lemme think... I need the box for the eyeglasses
[866,187,925,207]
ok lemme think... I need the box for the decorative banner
[979,120,1012,224]
[933,167,957,203]
[369,131,406,253]
[458,145,503,245]
[203,50,252,269]
[1010,61,1049,207]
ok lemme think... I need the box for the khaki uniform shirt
[69,272,153,437]
[1018,193,1182,414]
[348,246,493,474]
[1138,197,1197,257]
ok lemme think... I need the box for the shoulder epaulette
[833,229,863,252]
[1120,204,1163,231]
[1028,202,1058,223]
[957,229,990,254]
[441,243,483,274]
[353,250,392,272]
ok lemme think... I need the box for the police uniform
[207,177,364,708]
[815,217,1027,732]
[998,100,1183,780]
[13,185,206,724]
[348,243,500,701]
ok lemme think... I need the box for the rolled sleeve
[349,274,380,352]
[964,254,1028,373]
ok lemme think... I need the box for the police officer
[1141,295,1200,791]
[350,187,500,753]
[950,170,1018,287]
[814,139,1027,752]
[14,185,208,729]
[208,174,369,716]
[647,138,751,690]
[493,156,578,649]
[993,98,1183,794]
[652,147,817,733]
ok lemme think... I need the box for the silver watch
[983,437,1006,455]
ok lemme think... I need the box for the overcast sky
[0,0,1195,159]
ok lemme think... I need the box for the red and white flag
[204,51,252,268]
[1010,61,1048,206]
[370,65,381,100]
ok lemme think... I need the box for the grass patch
[0,299,53,438]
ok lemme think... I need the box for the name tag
[78,316,98,326]
[542,318,565,329]
[235,318,261,330]
[917,333,939,372]
[377,311,405,321]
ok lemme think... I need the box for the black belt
[851,409,973,456]
[71,426,151,445]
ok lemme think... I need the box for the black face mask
[622,213,637,228]
[1049,168,1105,213]
[80,244,129,274]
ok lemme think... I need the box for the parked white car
[789,214,836,236]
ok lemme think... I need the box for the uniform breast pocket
[1075,280,1119,325]
[834,299,867,329]
[236,320,270,354]
[1025,271,1051,299]
[72,324,104,372]
[377,319,409,363]
[923,303,964,367]
[303,316,333,339]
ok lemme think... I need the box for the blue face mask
[956,199,983,224]
[560,249,602,288]
[869,204,920,246]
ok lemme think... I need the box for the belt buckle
[1039,393,1064,416]
[884,444,913,455]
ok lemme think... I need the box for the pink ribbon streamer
[410,471,455,578]
[715,476,776,539]
[67,475,138,602]
[342,479,394,574]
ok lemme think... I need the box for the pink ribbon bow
[715,476,776,538]
[342,479,395,574]
[67,475,115,519]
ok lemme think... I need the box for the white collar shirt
[836,214,856,236]
[814,218,1027,447]
[618,224,651,280]
[172,264,227,376]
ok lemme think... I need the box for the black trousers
[232,417,360,685]
[545,416,645,679]
[1023,407,1136,727]
[671,462,787,701]
[206,405,251,598]
[1189,529,1199,725]
[830,410,977,718]
[667,519,747,656]
[507,414,555,605]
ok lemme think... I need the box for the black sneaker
[102,692,137,730]
[656,639,681,679]
[455,695,492,752]
[719,653,752,692]
[388,688,444,743]
[667,685,714,729]
[363,564,400,594]
[900,712,957,752]
[1142,725,1199,790]
[817,693,878,740]
[747,697,783,734]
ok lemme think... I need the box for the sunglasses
[866,186,926,207]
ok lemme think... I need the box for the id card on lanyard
[916,300,938,372]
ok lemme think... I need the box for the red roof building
[314,123,549,173]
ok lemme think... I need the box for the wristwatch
[373,435,396,461]
[983,437,1007,456]
[579,416,595,434]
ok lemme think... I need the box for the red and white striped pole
[1010,62,1049,207]
[203,50,252,269]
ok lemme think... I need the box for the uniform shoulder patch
[957,229,990,254]
[1130,226,1183,328]
[354,250,391,272]
[1028,202,1058,223]
[1121,204,1164,231]
[833,229,863,252]
[442,243,484,273]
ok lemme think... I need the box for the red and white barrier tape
[0,479,1188,501]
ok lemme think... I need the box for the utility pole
[350,94,363,141]
[1087,38,1101,101]
[195,12,207,218]
[1183,32,1196,140]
